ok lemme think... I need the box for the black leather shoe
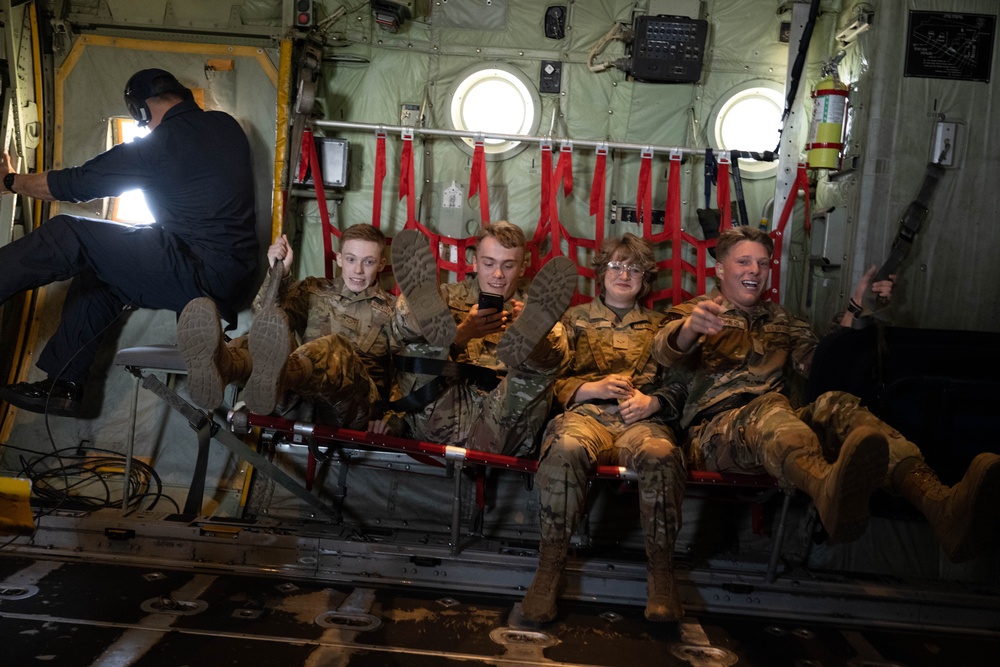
[0,379,84,417]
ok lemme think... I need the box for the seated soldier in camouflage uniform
[654,226,1000,562]
[520,234,689,624]
[381,222,575,456]
[177,223,396,429]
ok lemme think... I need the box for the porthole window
[446,63,541,160]
[709,81,784,179]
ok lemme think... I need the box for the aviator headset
[123,68,193,127]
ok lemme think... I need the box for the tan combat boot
[245,306,312,415]
[520,540,568,623]
[782,426,888,543]
[645,546,684,622]
[390,229,457,348]
[893,453,1000,562]
[177,297,253,411]
[498,256,577,369]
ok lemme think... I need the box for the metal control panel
[629,15,708,83]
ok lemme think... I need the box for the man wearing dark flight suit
[0,68,258,417]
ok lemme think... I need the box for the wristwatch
[3,173,15,193]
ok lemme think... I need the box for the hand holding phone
[478,291,505,314]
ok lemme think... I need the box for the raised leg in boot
[498,256,577,369]
[782,425,889,543]
[177,297,252,411]
[391,229,456,348]
[893,453,1000,562]
[245,306,300,414]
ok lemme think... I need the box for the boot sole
[498,256,577,368]
[825,430,889,543]
[391,230,456,348]
[176,297,225,411]
[245,307,292,415]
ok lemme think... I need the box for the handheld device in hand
[478,291,505,313]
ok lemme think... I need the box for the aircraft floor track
[0,555,995,666]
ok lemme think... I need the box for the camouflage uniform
[392,276,568,456]
[537,299,687,552]
[247,273,396,428]
[653,288,921,486]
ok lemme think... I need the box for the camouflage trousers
[536,409,686,553]
[406,368,558,456]
[229,333,380,430]
[690,390,921,489]
[796,390,922,488]
[401,328,569,457]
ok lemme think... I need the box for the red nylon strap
[531,142,554,272]
[558,141,573,197]
[717,155,731,231]
[638,147,653,236]
[775,162,810,238]
[372,129,386,228]
[399,129,416,228]
[548,143,574,261]
[469,137,490,224]
[434,234,476,282]
[590,143,608,248]
[394,130,447,279]
[768,163,810,303]
[306,129,338,280]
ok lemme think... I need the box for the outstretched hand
[675,295,725,351]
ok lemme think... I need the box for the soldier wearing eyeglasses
[521,233,688,624]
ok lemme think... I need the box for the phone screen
[478,291,505,313]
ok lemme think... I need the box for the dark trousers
[0,215,230,383]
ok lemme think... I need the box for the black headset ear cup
[123,69,187,125]
[124,93,149,124]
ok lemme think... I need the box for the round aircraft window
[447,63,540,160]
[709,81,784,179]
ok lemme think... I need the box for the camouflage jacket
[255,273,397,401]
[392,277,527,396]
[555,298,684,425]
[654,288,818,428]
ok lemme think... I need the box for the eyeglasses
[606,261,645,277]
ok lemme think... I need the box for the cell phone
[478,291,505,313]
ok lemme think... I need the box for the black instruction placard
[905,11,995,82]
